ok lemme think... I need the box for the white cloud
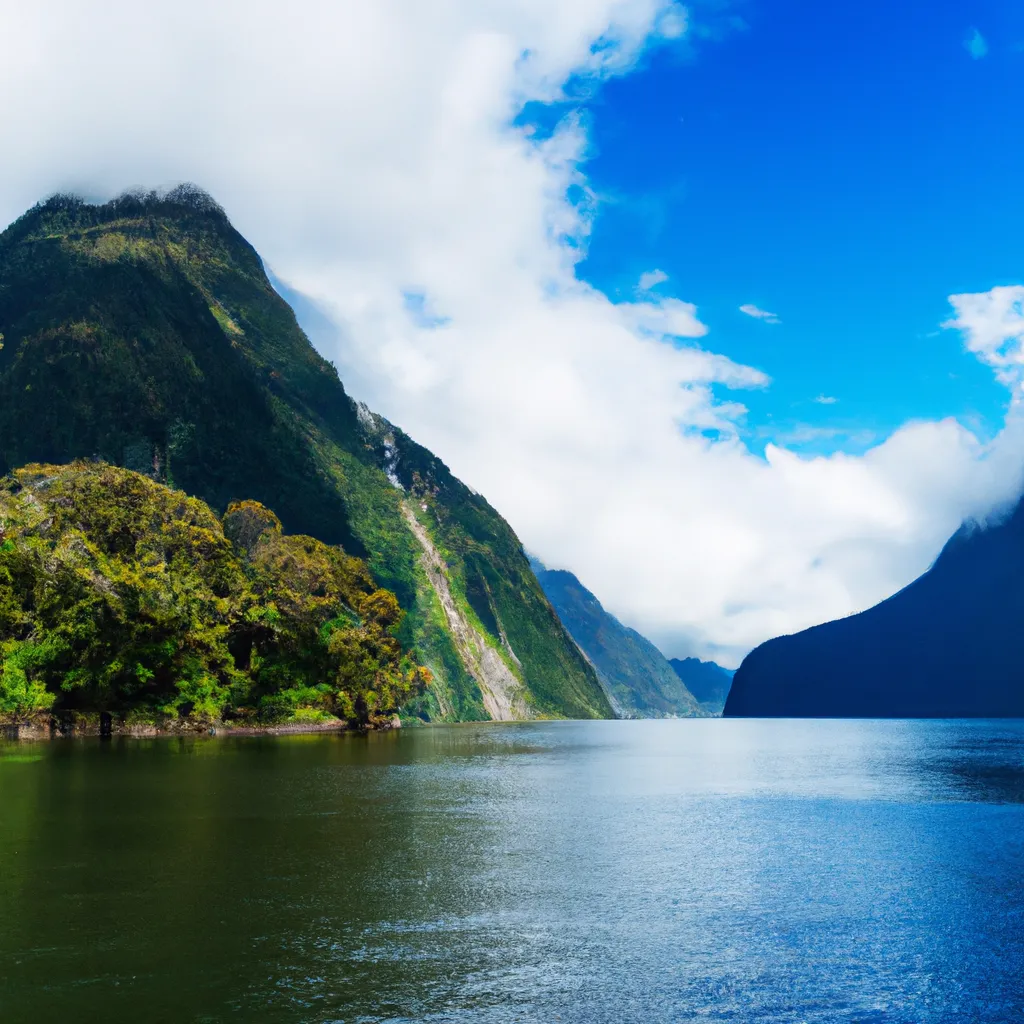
[656,5,688,40]
[740,303,781,324]
[814,394,838,405]
[943,286,1024,392]
[638,268,668,291]
[2,1,1023,666]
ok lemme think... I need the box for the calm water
[1,720,1023,1023]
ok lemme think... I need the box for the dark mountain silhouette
[725,499,1024,717]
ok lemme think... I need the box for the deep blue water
[1,719,1023,1022]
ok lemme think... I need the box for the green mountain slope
[0,186,611,722]
[531,559,700,718]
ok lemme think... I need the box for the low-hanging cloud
[2,0,1023,665]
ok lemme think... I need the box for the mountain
[0,187,612,723]
[531,560,700,717]
[668,658,734,715]
[724,500,1024,717]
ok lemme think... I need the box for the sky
[571,0,1024,454]
[2,0,1024,665]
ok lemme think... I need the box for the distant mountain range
[0,187,613,725]
[532,560,733,717]
[725,499,1024,717]
[668,658,734,715]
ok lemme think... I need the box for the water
[1,720,1023,1023]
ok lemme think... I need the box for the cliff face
[0,188,612,722]
[725,500,1024,718]
[532,561,700,717]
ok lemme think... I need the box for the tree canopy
[0,463,429,728]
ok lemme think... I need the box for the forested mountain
[0,187,612,725]
[725,499,1024,717]
[531,560,701,717]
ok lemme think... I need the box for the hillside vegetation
[0,187,611,721]
[668,658,734,715]
[0,463,427,729]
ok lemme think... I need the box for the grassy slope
[0,189,611,721]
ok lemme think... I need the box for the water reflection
[1,719,1023,1023]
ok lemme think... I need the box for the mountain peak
[0,192,612,725]
[43,182,225,219]
[725,496,1024,717]
[5,183,232,251]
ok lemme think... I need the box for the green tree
[0,463,429,729]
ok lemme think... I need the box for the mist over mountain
[725,498,1024,718]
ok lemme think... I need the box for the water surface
[1,719,1023,1022]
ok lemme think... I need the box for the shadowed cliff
[531,560,701,717]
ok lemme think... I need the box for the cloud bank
[1,1,1023,665]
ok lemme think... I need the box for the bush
[0,642,57,716]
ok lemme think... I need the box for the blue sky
[534,0,1024,454]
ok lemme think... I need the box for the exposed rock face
[725,499,1024,718]
[403,505,529,721]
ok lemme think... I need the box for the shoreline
[1,713,403,743]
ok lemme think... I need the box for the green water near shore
[2,720,1024,1023]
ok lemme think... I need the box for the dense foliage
[0,463,429,727]
[0,188,611,721]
